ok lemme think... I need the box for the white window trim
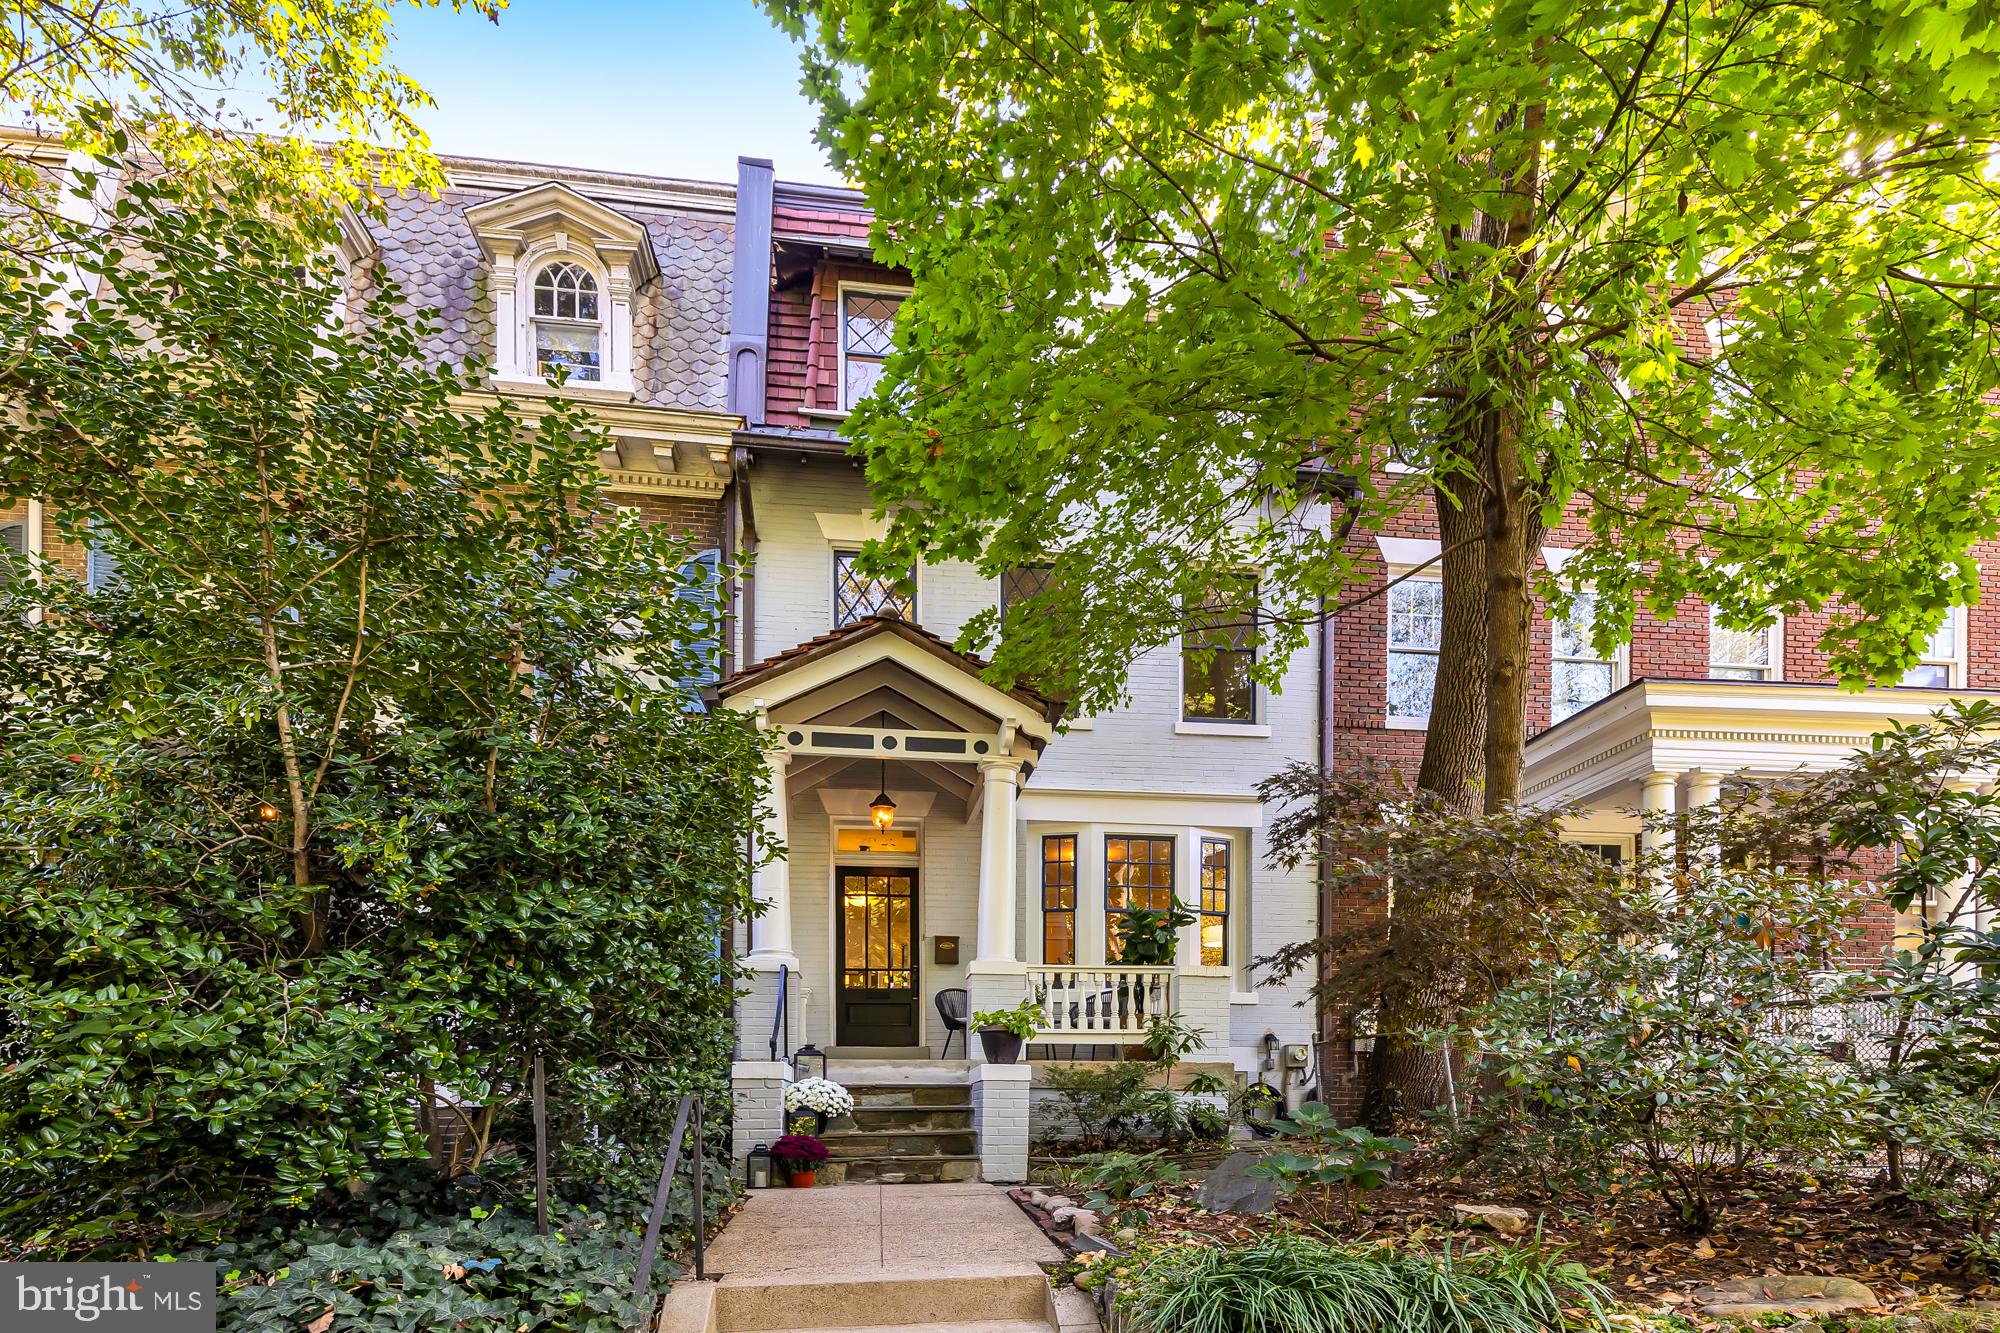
[1708,608,1783,681]
[466,185,657,404]
[1549,585,1629,725]
[1902,607,1966,688]
[835,281,912,412]
[1385,568,1443,729]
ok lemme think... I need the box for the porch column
[1685,770,1723,875]
[974,758,1022,964]
[1640,770,1678,895]
[747,748,796,968]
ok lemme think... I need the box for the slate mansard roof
[355,153,741,415]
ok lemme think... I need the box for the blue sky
[386,2,840,185]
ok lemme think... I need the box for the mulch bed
[1099,1153,1995,1321]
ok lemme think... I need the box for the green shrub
[1460,871,1876,1233]
[1120,1233,1609,1333]
[209,1206,661,1333]
[1073,1149,1182,1225]
[1248,1102,1411,1222]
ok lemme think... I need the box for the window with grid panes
[531,260,602,381]
[833,549,915,626]
[1182,576,1257,721]
[1105,835,1175,961]
[1041,835,1077,965]
[840,289,905,408]
[1199,837,1231,967]
[1001,564,1055,617]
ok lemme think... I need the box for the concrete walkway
[706,1182,1062,1280]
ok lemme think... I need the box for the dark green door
[836,867,919,1046]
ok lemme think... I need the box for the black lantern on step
[745,1142,775,1190]
[791,1043,827,1082]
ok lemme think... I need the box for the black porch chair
[934,988,970,1059]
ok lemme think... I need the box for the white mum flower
[784,1076,855,1117]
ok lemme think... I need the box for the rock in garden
[1042,1195,1077,1212]
[1028,1190,1050,1207]
[1112,1227,1140,1248]
[1195,1151,1281,1214]
[1049,1206,1086,1228]
[1451,1203,1533,1236]
[1071,1211,1102,1237]
[1691,1276,1878,1319]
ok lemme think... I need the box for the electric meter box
[1281,1044,1310,1068]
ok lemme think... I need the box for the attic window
[839,287,905,408]
[532,261,603,382]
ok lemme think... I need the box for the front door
[835,866,919,1047]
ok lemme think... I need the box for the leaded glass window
[1182,576,1257,722]
[1387,579,1443,720]
[833,549,915,626]
[841,289,904,407]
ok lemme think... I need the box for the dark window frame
[1181,577,1259,723]
[1041,834,1077,965]
[1105,834,1176,961]
[1199,836,1231,967]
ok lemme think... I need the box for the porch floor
[706,1182,1060,1281]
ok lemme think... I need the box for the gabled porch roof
[715,615,1063,744]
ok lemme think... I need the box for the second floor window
[840,288,905,408]
[533,261,602,382]
[1182,577,1257,722]
[1387,578,1443,720]
[1903,608,1963,688]
[833,549,915,626]
[1709,610,1779,680]
[1552,589,1617,723]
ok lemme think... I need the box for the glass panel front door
[836,867,919,1046]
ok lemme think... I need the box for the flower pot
[979,1026,1025,1064]
[787,1170,816,1188]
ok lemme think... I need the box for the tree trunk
[1416,470,1489,813]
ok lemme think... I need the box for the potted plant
[973,999,1042,1064]
[783,1076,855,1135]
[772,1133,829,1187]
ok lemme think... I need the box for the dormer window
[465,182,659,400]
[532,260,603,382]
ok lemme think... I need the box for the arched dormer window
[532,260,603,382]
[465,182,658,401]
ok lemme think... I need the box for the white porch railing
[1024,966,1176,1040]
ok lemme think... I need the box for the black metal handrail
[631,1093,705,1300]
[768,962,789,1062]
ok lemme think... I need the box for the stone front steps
[818,1083,980,1186]
[714,1271,1054,1332]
